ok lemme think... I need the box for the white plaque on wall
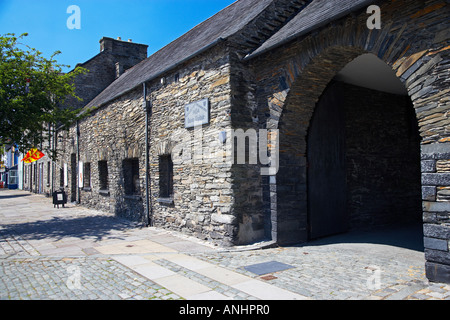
[64,163,68,187]
[185,98,209,128]
[78,161,83,187]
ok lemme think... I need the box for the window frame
[158,154,174,201]
[83,162,91,190]
[98,160,109,192]
[123,158,140,196]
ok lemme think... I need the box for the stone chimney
[99,37,148,61]
[99,37,148,79]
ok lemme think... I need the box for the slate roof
[85,0,275,110]
[248,0,376,59]
[84,0,377,111]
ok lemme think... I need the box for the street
[0,189,449,300]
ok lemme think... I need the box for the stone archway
[272,46,366,245]
[270,44,445,244]
[306,57,422,240]
[248,0,450,283]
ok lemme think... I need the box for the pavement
[0,188,449,301]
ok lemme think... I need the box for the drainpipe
[143,83,152,227]
[49,123,54,195]
[76,120,80,204]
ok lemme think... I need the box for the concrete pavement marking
[188,290,232,300]
[95,240,178,255]
[231,279,309,300]
[112,255,153,267]
[154,274,212,298]
[156,253,256,286]
[111,251,308,300]
[158,253,216,271]
[192,266,253,286]
[133,263,178,280]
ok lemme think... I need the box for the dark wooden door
[71,153,77,202]
[307,82,348,239]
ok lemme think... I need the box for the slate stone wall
[56,87,146,220]
[422,142,450,283]
[46,0,450,282]
[54,43,238,246]
[342,82,422,230]
[146,43,236,246]
[248,0,450,282]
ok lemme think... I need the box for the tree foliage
[0,33,86,156]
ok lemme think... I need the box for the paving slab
[132,263,177,280]
[188,290,232,300]
[113,255,154,267]
[196,266,256,286]
[155,274,212,298]
[243,261,295,275]
[232,279,308,300]
[160,253,214,271]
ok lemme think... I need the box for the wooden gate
[307,82,348,239]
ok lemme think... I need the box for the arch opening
[276,53,423,250]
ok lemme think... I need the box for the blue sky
[0,0,236,71]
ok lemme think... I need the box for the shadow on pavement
[0,193,31,200]
[294,223,424,252]
[1,215,140,242]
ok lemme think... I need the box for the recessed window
[123,158,140,195]
[98,160,108,191]
[59,168,64,187]
[159,155,173,199]
[83,162,91,189]
[47,161,51,186]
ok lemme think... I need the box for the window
[83,162,91,189]
[123,158,140,195]
[8,170,18,185]
[98,161,108,191]
[159,155,173,198]
[47,161,50,186]
[59,167,64,187]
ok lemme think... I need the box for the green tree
[0,33,86,158]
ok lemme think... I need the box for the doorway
[71,153,77,202]
[306,55,422,240]
[307,81,348,239]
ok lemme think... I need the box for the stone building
[22,37,148,196]
[26,0,450,283]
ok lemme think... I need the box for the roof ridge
[82,0,277,111]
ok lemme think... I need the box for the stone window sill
[99,189,110,196]
[157,197,174,205]
[124,195,142,201]
[82,187,92,192]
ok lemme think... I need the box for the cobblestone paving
[0,227,40,256]
[191,243,450,300]
[1,189,450,300]
[0,256,181,300]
